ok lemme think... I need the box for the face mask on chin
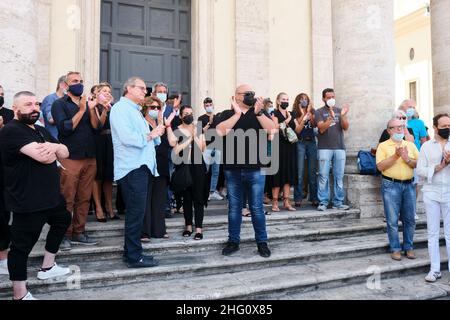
[392,133,405,142]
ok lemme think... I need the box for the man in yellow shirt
[376,118,419,261]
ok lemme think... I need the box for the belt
[382,175,413,184]
[299,136,313,142]
[101,129,111,135]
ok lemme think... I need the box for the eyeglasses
[133,85,148,93]
[388,125,406,130]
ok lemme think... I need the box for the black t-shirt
[218,108,270,170]
[198,113,220,146]
[0,120,65,213]
[378,128,414,143]
[0,107,14,125]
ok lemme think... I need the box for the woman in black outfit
[271,92,300,212]
[92,82,119,222]
[167,105,209,240]
[141,96,176,241]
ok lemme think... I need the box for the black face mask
[182,115,194,125]
[0,96,4,108]
[17,111,40,125]
[438,128,450,140]
[243,92,256,107]
[280,102,289,110]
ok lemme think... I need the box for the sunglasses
[149,105,161,110]
[396,116,407,120]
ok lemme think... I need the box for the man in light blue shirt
[41,75,67,139]
[110,76,164,268]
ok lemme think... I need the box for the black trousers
[182,187,204,229]
[8,204,71,281]
[0,209,10,251]
[142,176,168,238]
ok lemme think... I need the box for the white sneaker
[37,263,71,280]
[0,259,8,275]
[425,271,442,283]
[317,205,327,212]
[209,191,223,201]
[332,204,350,210]
[17,291,37,300]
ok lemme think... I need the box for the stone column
[312,0,334,107]
[0,0,39,106]
[235,0,269,96]
[431,0,450,115]
[332,0,395,217]
[191,0,215,118]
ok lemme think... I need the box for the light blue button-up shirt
[110,96,160,181]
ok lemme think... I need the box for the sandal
[294,202,302,208]
[271,199,280,212]
[283,198,296,212]
[182,230,192,237]
[193,233,203,240]
[242,208,251,217]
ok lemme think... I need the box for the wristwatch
[255,110,264,117]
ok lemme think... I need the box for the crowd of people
[0,74,449,300]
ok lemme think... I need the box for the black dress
[271,110,298,188]
[94,108,114,182]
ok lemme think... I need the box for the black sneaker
[222,242,240,256]
[71,233,99,246]
[257,242,271,258]
[127,258,159,269]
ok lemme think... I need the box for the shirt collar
[120,96,141,111]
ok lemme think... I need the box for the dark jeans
[225,169,267,244]
[182,187,204,229]
[0,209,11,251]
[142,176,168,238]
[8,204,71,281]
[294,140,318,202]
[119,166,153,263]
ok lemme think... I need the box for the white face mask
[157,93,167,104]
[148,110,159,120]
[326,98,336,108]
[205,106,214,114]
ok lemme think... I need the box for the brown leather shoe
[391,252,401,261]
[405,250,416,259]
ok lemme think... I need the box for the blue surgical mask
[157,93,167,104]
[406,108,415,119]
[205,107,214,114]
[268,107,275,114]
[300,100,308,108]
[393,133,405,141]
[148,110,159,120]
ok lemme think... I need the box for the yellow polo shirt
[376,139,419,180]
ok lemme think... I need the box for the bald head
[235,84,253,95]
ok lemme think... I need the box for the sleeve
[110,108,148,149]
[0,126,35,155]
[39,126,59,144]
[218,110,233,123]
[41,96,53,122]
[419,121,428,139]
[51,99,75,137]
[376,143,387,165]
[416,144,435,183]
[315,109,324,123]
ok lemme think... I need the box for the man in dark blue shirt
[51,71,100,250]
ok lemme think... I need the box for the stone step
[14,246,449,300]
[29,216,428,264]
[0,227,443,298]
[82,208,362,238]
[269,273,450,300]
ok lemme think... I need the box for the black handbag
[170,164,193,193]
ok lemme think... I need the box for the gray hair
[122,76,145,96]
[13,91,35,105]
[152,82,168,93]
[56,75,67,91]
